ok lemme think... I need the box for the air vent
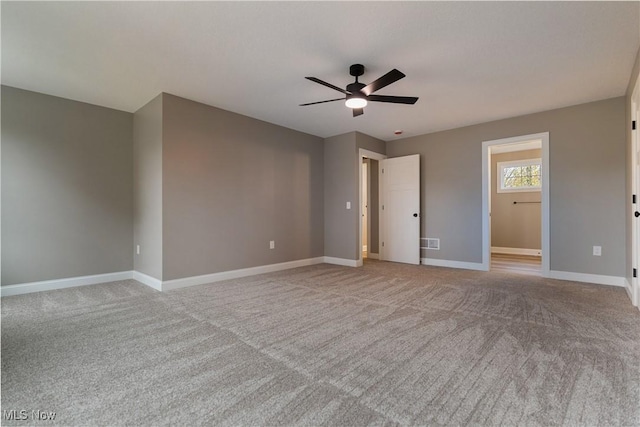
[421,238,440,250]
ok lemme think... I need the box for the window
[497,158,541,192]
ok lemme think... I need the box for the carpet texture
[2,261,639,426]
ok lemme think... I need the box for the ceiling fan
[300,64,418,117]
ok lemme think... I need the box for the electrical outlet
[270,240,275,250]
[593,246,601,256]
[136,245,140,255]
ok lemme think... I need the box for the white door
[380,154,420,265]
[635,126,639,307]
[633,82,640,307]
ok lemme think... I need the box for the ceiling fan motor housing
[346,82,366,98]
[349,64,365,77]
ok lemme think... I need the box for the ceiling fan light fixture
[302,64,417,117]
[345,96,367,109]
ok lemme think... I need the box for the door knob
[636,211,640,217]
[413,213,418,217]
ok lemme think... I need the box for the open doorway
[362,159,368,258]
[359,149,387,264]
[489,141,542,275]
[482,133,550,276]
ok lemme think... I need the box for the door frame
[481,132,550,275]
[358,149,387,266]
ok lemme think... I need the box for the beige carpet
[2,260,639,426]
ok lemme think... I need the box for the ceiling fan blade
[361,69,405,96]
[353,108,364,117]
[367,94,419,105]
[305,77,351,95]
[299,98,344,106]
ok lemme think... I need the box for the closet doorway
[359,149,386,263]
[482,133,550,276]
[362,160,368,258]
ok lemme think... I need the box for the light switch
[346,201,351,209]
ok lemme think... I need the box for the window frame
[497,158,542,193]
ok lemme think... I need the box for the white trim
[547,270,626,288]
[418,258,626,290]
[491,247,541,256]
[1,258,336,296]
[363,161,370,265]
[162,257,325,291]
[628,280,640,310]
[625,279,633,302]
[1,271,134,297]
[359,149,387,160]
[368,252,379,260]
[490,139,541,154]
[323,256,359,267]
[132,271,162,291]
[420,258,485,271]
[358,148,387,266]
[482,132,550,274]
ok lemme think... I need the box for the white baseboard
[368,253,379,260]
[162,257,325,291]
[1,271,134,297]
[624,278,633,302]
[2,258,329,296]
[492,246,541,256]
[132,271,162,291]
[632,279,640,309]
[420,258,485,271]
[4,261,626,300]
[323,257,359,267]
[547,270,626,288]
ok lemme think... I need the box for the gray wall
[388,97,626,277]
[161,94,324,280]
[324,131,386,261]
[133,94,163,280]
[491,149,542,250]
[1,86,133,285]
[626,46,640,284]
[324,132,357,260]
[356,132,386,154]
[3,84,629,285]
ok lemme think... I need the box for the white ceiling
[2,1,639,141]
